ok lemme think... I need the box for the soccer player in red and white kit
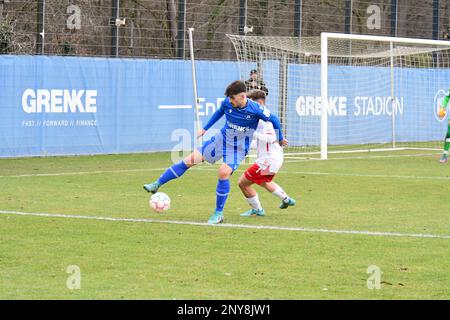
[238,90,296,217]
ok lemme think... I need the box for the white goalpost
[228,32,450,160]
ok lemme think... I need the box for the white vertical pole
[115,0,120,57]
[183,1,187,59]
[41,0,46,55]
[244,0,248,28]
[188,28,201,135]
[320,33,328,160]
[390,41,396,148]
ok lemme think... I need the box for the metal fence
[1,0,450,60]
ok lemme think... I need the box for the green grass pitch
[0,150,449,299]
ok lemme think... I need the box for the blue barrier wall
[285,64,450,146]
[0,55,448,158]
[0,56,238,157]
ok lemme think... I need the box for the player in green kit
[438,90,450,163]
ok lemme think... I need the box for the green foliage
[407,53,433,68]
[62,40,75,56]
[206,0,226,45]
[0,20,13,54]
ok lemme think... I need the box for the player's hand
[197,129,206,138]
[279,139,288,147]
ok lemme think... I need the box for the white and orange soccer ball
[149,192,171,212]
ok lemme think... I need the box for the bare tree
[1,0,445,59]
[166,0,177,54]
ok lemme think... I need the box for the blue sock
[157,160,189,185]
[215,179,230,213]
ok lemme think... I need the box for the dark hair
[225,81,247,97]
[247,89,266,101]
[250,69,257,74]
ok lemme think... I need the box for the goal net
[227,33,450,159]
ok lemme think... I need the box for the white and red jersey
[251,119,284,175]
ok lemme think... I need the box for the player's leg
[143,149,203,193]
[260,181,296,209]
[184,149,205,167]
[238,174,257,198]
[208,133,252,223]
[237,167,265,217]
[144,132,223,193]
[208,163,233,224]
[440,121,450,163]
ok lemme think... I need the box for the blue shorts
[198,131,250,171]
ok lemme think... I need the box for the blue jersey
[203,97,283,142]
[200,97,283,171]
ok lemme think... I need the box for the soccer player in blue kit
[143,80,286,224]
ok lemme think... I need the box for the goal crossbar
[228,32,450,160]
[320,33,450,159]
[321,32,450,47]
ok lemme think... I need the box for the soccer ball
[149,192,170,212]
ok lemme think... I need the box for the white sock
[246,194,262,210]
[272,186,289,203]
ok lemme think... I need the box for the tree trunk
[264,0,276,35]
[397,0,408,37]
[167,0,177,54]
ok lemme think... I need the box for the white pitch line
[193,167,450,181]
[1,165,448,181]
[0,168,167,178]
[284,153,438,162]
[158,105,192,109]
[0,210,449,240]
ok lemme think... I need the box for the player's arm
[255,106,284,142]
[268,114,289,146]
[253,123,277,144]
[201,103,225,134]
[267,114,284,142]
